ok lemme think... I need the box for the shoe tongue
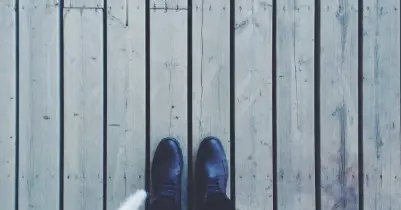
[204,193,233,210]
[206,192,227,201]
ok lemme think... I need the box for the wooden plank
[276,0,315,209]
[63,8,103,210]
[234,0,273,210]
[320,0,359,209]
[363,0,401,209]
[0,0,16,209]
[151,0,187,10]
[18,1,60,210]
[106,0,146,209]
[192,0,230,199]
[64,0,103,9]
[150,10,188,210]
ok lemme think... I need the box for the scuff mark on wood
[235,19,249,30]
[336,2,349,68]
[322,104,358,210]
[108,124,120,127]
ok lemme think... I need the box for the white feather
[116,189,147,210]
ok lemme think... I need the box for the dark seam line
[145,0,151,208]
[59,0,64,209]
[187,0,193,209]
[229,0,236,206]
[272,0,277,210]
[102,0,108,209]
[357,0,364,210]
[63,6,103,9]
[314,0,322,209]
[15,0,20,208]
[150,7,188,10]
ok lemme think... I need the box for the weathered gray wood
[64,0,103,8]
[63,8,103,210]
[192,0,230,199]
[363,0,401,209]
[0,0,16,209]
[276,0,315,209]
[320,1,359,209]
[106,0,146,209]
[234,0,273,209]
[19,1,60,209]
[151,0,187,10]
[150,10,188,210]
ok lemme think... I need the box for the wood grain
[106,0,146,209]
[192,0,230,200]
[0,0,16,209]
[63,8,104,210]
[276,0,316,209]
[234,0,274,210]
[19,0,60,209]
[320,0,359,209]
[363,0,401,209]
[150,10,188,210]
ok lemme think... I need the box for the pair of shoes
[151,136,228,210]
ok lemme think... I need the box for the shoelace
[206,177,223,192]
[152,181,179,210]
[159,180,178,197]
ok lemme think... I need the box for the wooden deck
[0,0,400,210]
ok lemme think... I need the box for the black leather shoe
[151,137,183,210]
[195,136,229,205]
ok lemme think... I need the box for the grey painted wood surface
[234,0,273,210]
[363,0,401,209]
[320,0,359,209]
[18,0,60,209]
[64,0,103,8]
[63,8,104,210]
[106,0,146,209]
[276,0,316,209]
[1,0,401,209]
[192,0,230,200]
[151,0,187,9]
[0,0,15,209]
[150,10,188,210]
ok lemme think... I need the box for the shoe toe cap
[196,136,228,176]
[152,137,183,175]
[198,136,226,158]
[155,137,183,159]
